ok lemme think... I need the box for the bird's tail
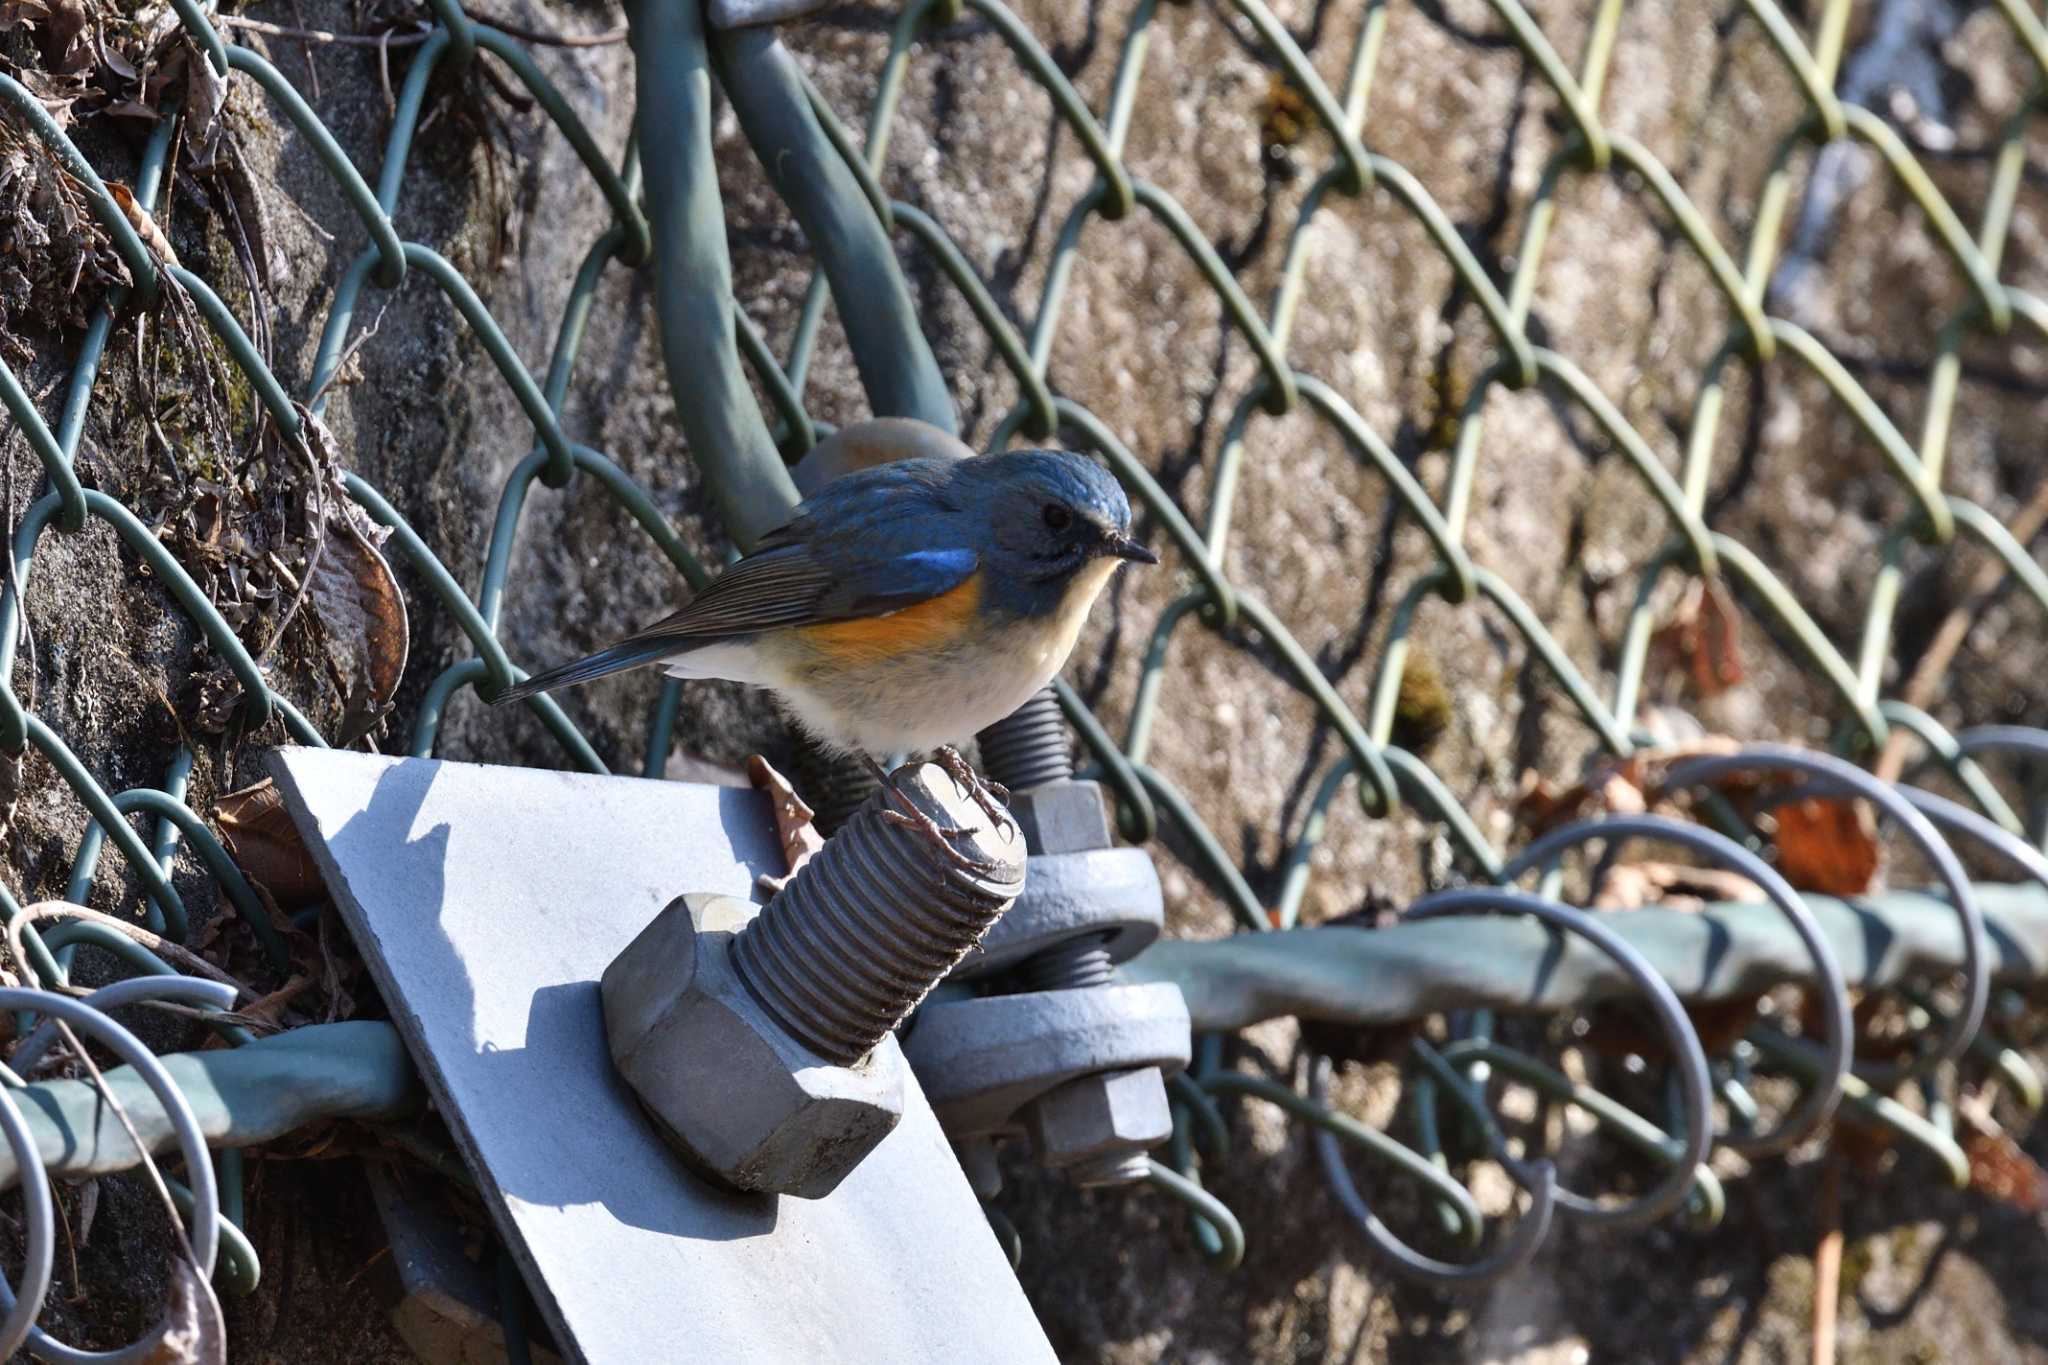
[490,637,679,706]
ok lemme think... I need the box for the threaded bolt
[975,686,1074,792]
[1068,1151,1152,1189]
[732,762,1025,1065]
[1015,934,1115,992]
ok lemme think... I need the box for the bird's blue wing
[619,542,978,646]
[489,459,980,704]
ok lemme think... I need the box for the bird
[491,445,1157,861]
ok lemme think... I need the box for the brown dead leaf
[1513,756,1647,837]
[105,181,179,268]
[1962,1124,2048,1213]
[236,974,312,1030]
[1773,797,1879,897]
[1652,577,1746,698]
[215,779,324,909]
[141,1256,226,1365]
[307,516,410,712]
[26,0,90,74]
[0,0,51,31]
[178,35,230,167]
[749,755,824,895]
[1591,859,1767,911]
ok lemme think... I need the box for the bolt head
[601,893,905,1200]
[1024,1066,1171,1171]
[1008,779,1113,855]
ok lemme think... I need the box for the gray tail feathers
[491,637,678,705]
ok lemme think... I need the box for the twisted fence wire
[0,0,2040,1337]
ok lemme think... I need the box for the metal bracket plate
[269,748,1052,1365]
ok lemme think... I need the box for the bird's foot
[931,744,1016,840]
[879,805,1007,877]
[861,750,1010,877]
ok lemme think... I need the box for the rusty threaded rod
[732,762,1025,1064]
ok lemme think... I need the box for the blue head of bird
[964,449,1158,620]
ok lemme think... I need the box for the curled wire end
[1404,888,1713,1229]
[1313,1118,1556,1291]
[1503,812,1851,1155]
[1144,1158,1245,1271]
[0,982,222,1362]
[1662,744,1987,1086]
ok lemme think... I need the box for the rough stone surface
[2,0,2046,1358]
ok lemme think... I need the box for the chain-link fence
[2,0,2047,1355]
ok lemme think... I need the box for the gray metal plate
[268,748,1052,1365]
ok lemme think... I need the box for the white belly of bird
[711,556,1120,758]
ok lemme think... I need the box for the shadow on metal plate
[268,747,1053,1365]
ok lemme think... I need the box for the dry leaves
[1961,1116,2048,1213]
[296,416,411,723]
[214,779,324,908]
[749,755,824,896]
[0,122,125,355]
[183,410,411,736]
[1590,859,1767,911]
[1651,576,1746,699]
[1511,736,1741,839]
[1771,797,1880,897]
[307,510,410,714]
[1,0,93,77]
[0,749,20,848]
[105,180,178,267]
[141,1257,226,1365]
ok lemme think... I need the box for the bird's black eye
[1042,503,1074,532]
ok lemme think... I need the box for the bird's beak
[1107,532,1159,565]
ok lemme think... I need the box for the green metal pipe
[626,0,799,550]
[1128,882,2048,1035]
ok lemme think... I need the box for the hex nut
[601,892,905,1200]
[1008,779,1114,855]
[1024,1066,1172,1171]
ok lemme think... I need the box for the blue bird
[493,442,1155,837]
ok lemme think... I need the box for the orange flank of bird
[798,571,984,662]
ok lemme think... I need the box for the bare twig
[377,26,400,122]
[455,10,632,47]
[50,1018,214,1302]
[8,902,250,994]
[219,15,431,47]
[216,13,627,48]
[304,301,390,407]
[1811,1148,1842,1365]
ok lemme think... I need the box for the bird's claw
[879,805,1007,878]
[931,745,1016,841]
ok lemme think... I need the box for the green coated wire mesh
[2,0,2048,1335]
